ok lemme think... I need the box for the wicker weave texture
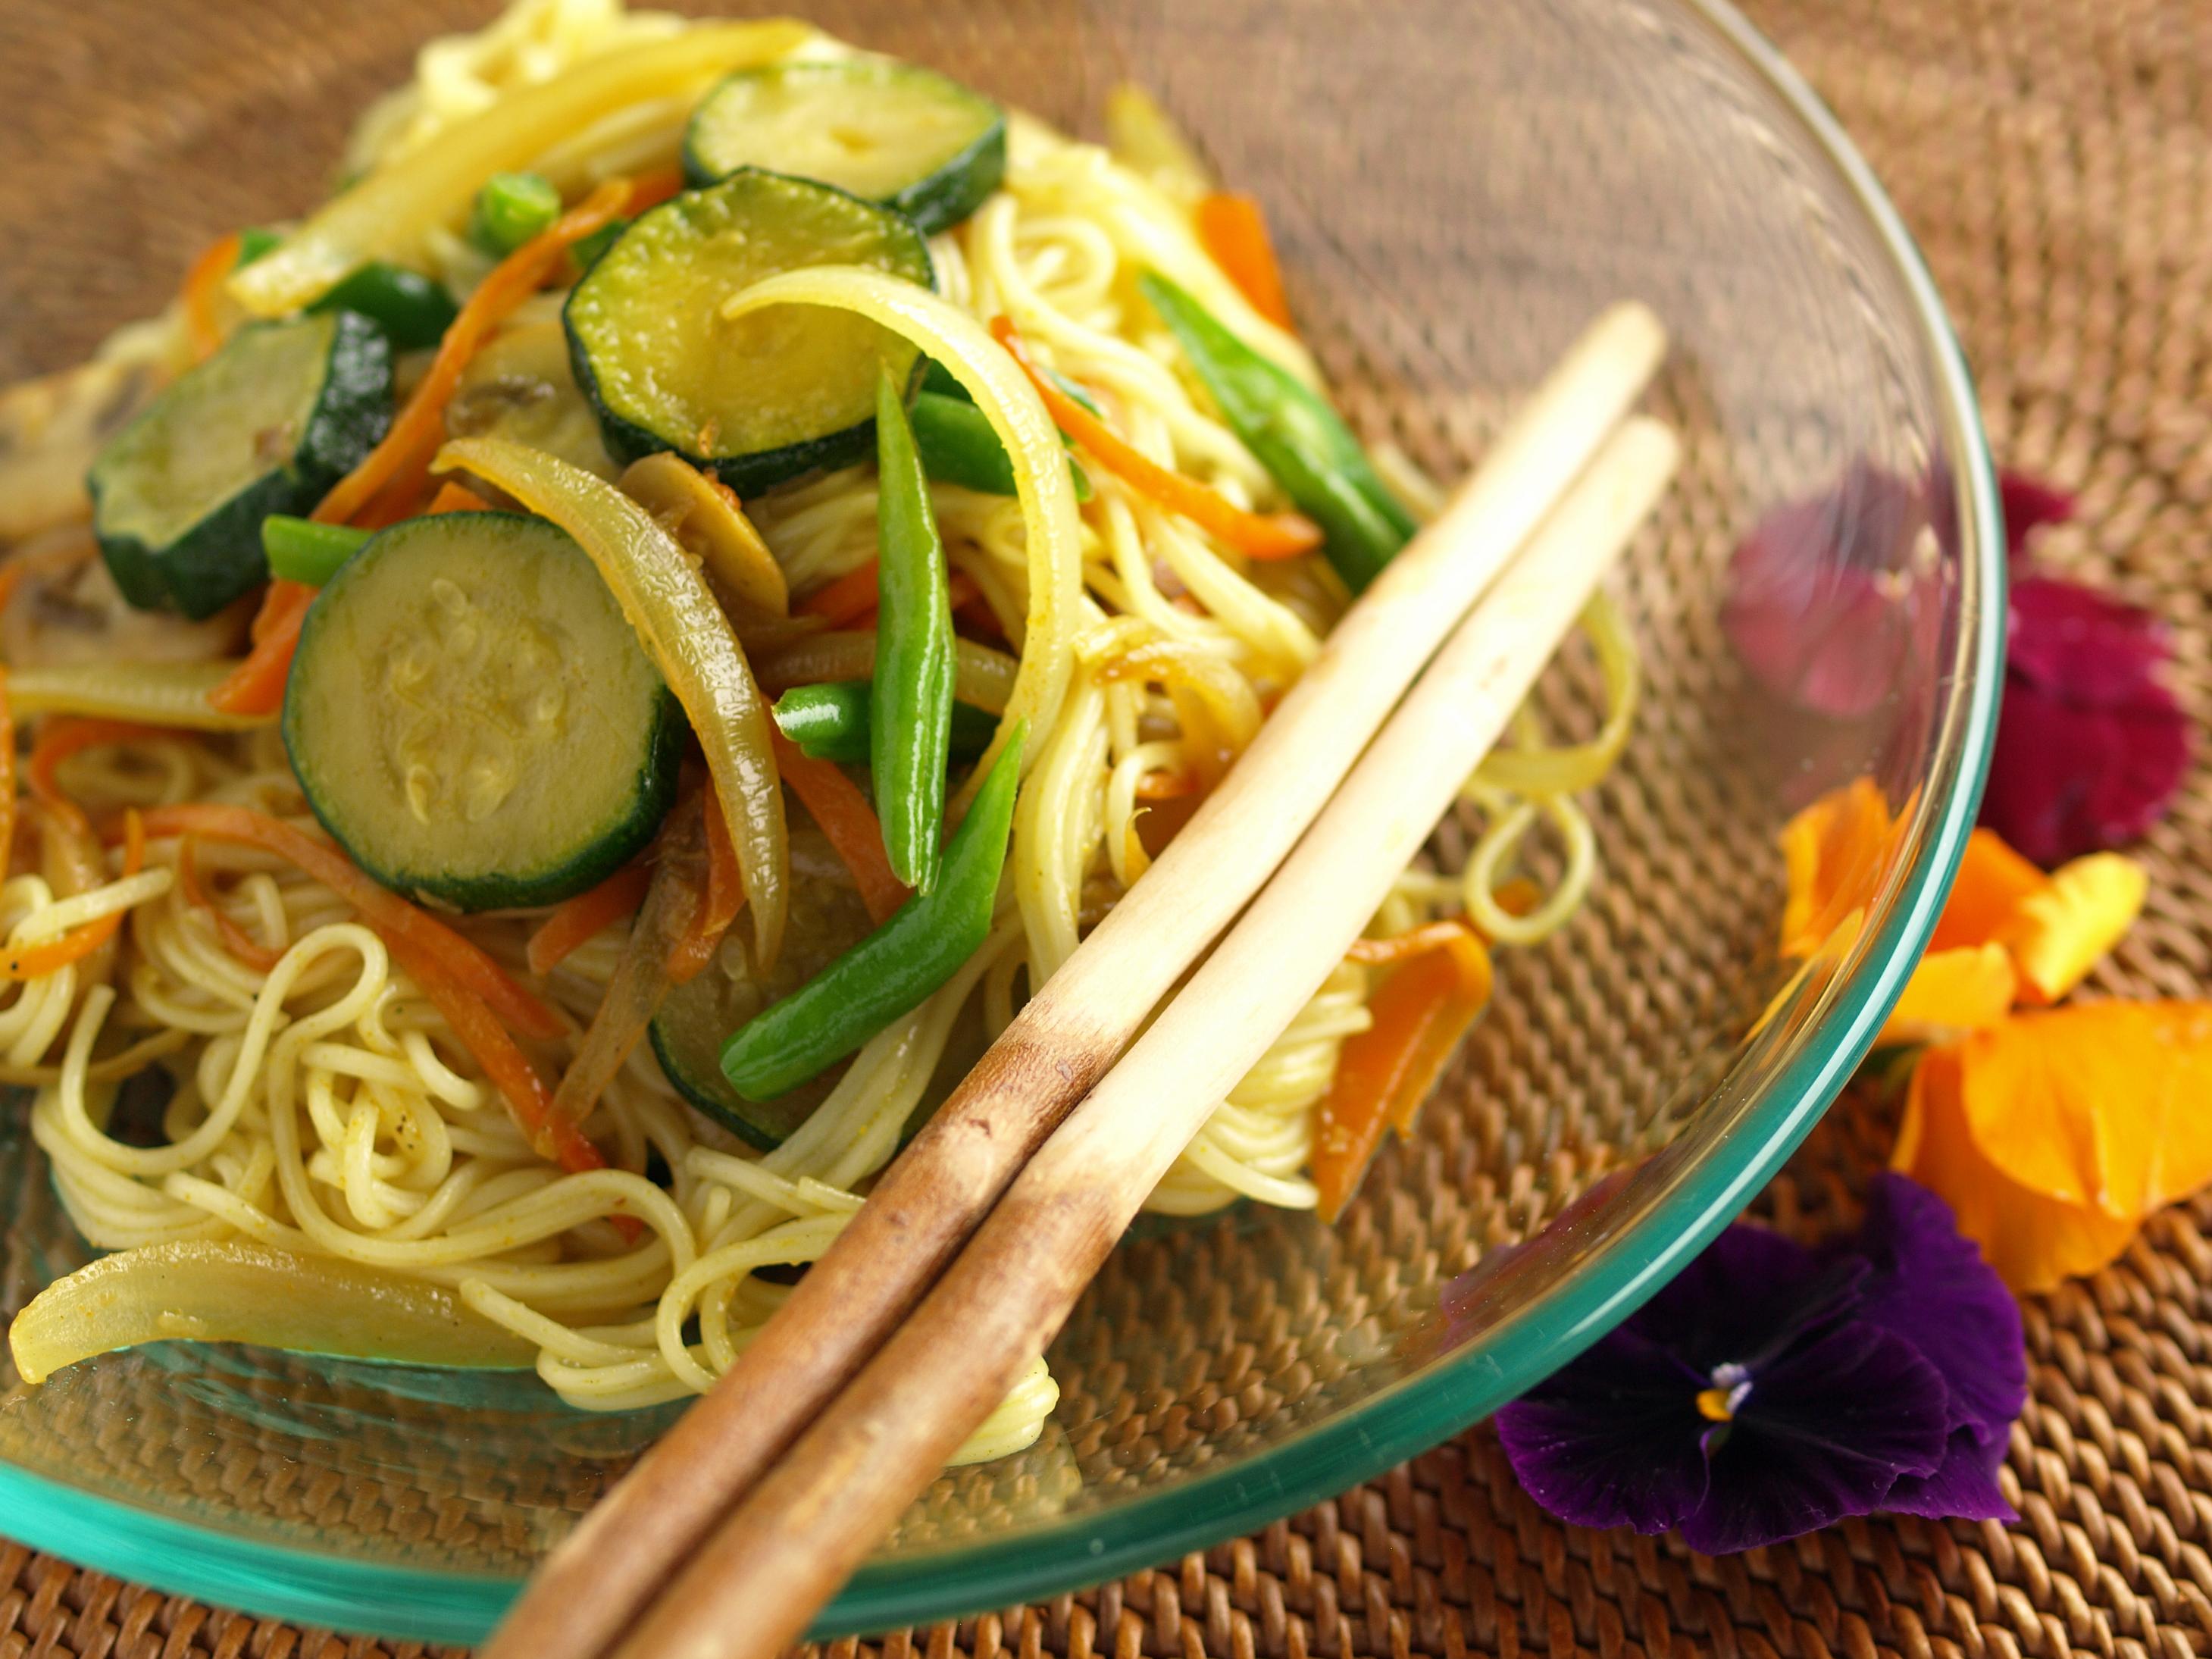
[5,0,2211,1653]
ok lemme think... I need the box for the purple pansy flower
[1980,575,2192,865]
[1495,1174,2024,1553]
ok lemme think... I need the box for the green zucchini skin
[282,511,681,912]
[564,168,934,496]
[88,311,392,619]
[681,59,1006,235]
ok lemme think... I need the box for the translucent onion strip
[438,437,787,969]
[718,265,1084,805]
[4,660,275,731]
[231,20,817,317]
[8,1238,537,1382]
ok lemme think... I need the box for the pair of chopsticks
[484,301,1677,1659]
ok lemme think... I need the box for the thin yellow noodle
[4,1,1638,1476]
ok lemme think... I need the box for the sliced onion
[231,21,817,318]
[9,1239,536,1382]
[438,437,788,970]
[717,265,1083,805]
[5,659,274,730]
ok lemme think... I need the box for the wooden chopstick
[482,302,1668,1659]
[611,415,1682,1659]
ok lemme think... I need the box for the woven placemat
[7,0,2212,1654]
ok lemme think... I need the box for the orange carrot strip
[799,560,883,628]
[1,810,145,981]
[212,580,317,716]
[179,837,285,972]
[427,481,494,515]
[526,862,653,978]
[990,315,1321,559]
[622,164,685,216]
[1134,768,1201,801]
[212,183,640,718]
[135,803,562,1042]
[379,927,606,1176]
[26,717,173,842]
[181,232,243,362]
[313,178,634,531]
[1343,918,1486,968]
[769,731,909,925]
[667,790,744,984]
[1195,193,1293,329]
[1312,934,1494,1222]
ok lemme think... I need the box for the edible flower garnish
[1779,780,2211,1292]
[1495,1174,2023,1551]
[1980,574,2192,865]
[1721,462,1922,720]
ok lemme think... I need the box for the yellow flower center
[1694,1386,1735,1423]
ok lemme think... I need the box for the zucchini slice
[282,512,680,912]
[682,60,1006,235]
[650,826,875,1147]
[88,311,391,619]
[565,169,934,495]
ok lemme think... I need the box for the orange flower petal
[1879,944,2019,1046]
[1926,828,2050,954]
[1894,1046,2138,1294]
[2002,852,2146,1004]
[1958,1001,2212,1219]
[1779,778,1896,958]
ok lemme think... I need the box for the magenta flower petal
[1981,575,2192,864]
[1998,473,2075,561]
[1722,463,1923,719]
[1494,1329,1711,1535]
[1848,1172,2026,1451]
[2008,577,2170,703]
[1676,1322,1950,1555]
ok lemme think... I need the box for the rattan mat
[8,0,2212,1652]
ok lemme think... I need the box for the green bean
[771,681,996,765]
[871,366,958,891]
[262,515,370,586]
[909,391,1092,501]
[719,728,1024,1098]
[469,171,563,255]
[309,262,458,351]
[1140,271,1414,591]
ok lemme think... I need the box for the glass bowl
[0,0,2002,1641]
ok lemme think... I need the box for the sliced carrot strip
[427,481,494,515]
[769,731,909,925]
[181,232,243,362]
[134,803,561,1042]
[212,580,317,716]
[1134,768,1202,801]
[1,810,145,981]
[621,164,686,216]
[179,837,285,972]
[526,862,652,978]
[214,180,641,720]
[990,315,1320,559]
[1195,193,1292,329]
[1344,917,1486,969]
[313,179,633,531]
[799,559,883,628]
[26,717,172,842]
[1313,933,1494,1221]
[378,927,605,1176]
[667,790,744,984]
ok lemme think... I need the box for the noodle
[0,0,1638,1466]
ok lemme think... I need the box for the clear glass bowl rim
[0,0,2007,1640]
